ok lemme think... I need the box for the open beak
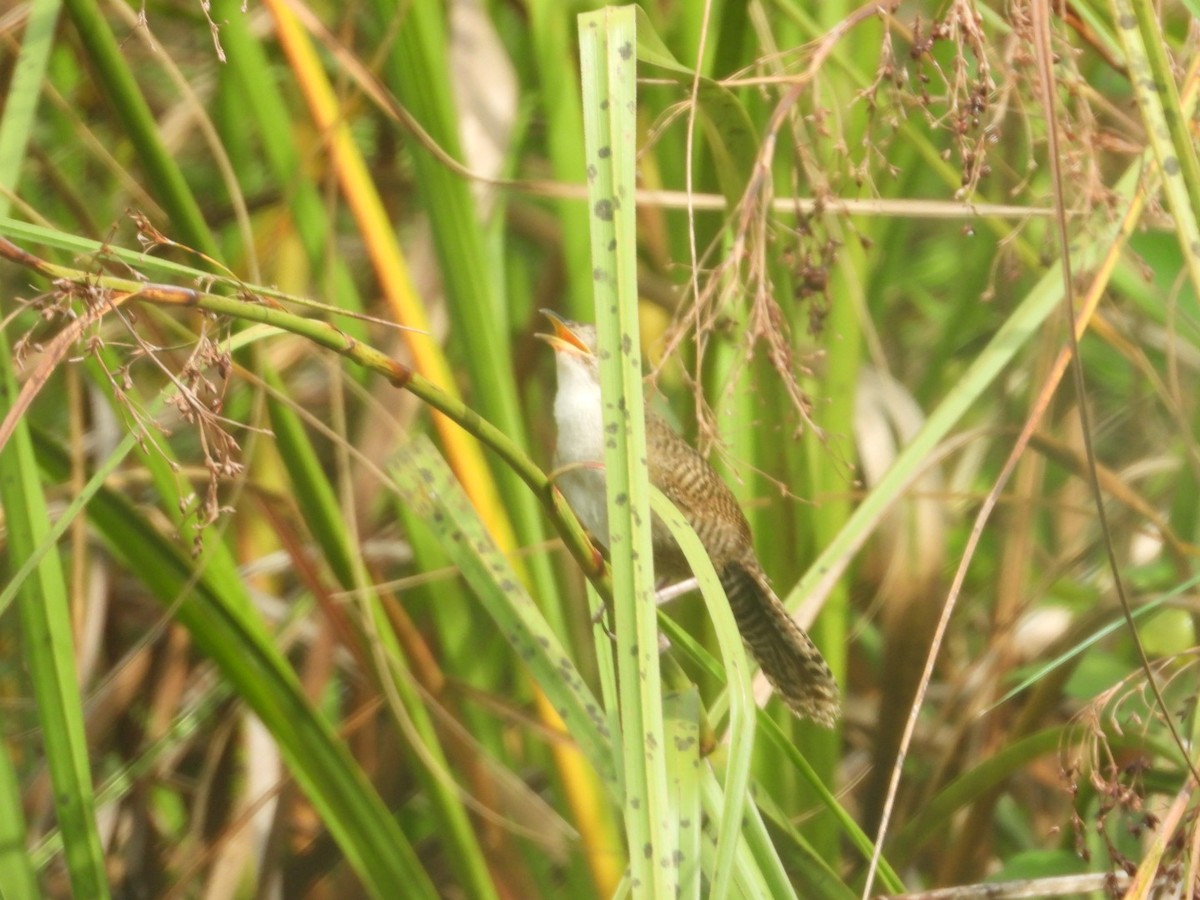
[536,309,591,356]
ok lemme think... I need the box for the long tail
[719,560,840,726]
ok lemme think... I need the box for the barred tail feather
[719,561,840,727]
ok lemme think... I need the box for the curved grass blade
[648,488,755,900]
[30,431,438,899]
[391,436,616,789]
[266,394,499,900]
[632,6,758,207]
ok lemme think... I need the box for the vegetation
[0,0,1197,896]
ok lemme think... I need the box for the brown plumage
[539,312,840,726]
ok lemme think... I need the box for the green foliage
[0,0,1198,896]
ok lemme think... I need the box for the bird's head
[536,310,599,381]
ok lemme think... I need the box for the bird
[537,310,840,727]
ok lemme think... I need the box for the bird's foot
[654,576,698,605]
[590,603,616,641]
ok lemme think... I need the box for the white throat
[551,352,610,545]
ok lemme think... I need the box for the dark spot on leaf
[595,199,614,221]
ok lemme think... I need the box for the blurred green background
[1,0,1198,896]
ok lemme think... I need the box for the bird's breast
[552,369,609,544]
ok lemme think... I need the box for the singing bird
[537,311,839,726]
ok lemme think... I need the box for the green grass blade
[526,0,593,316]
[579,6,677,895]
[32,681,230,868]
[0,0,61,221]
[60,0,217,257]
[208,0,366,326]
[647,488,754,899]
[756,715,904,893]
[0,429,137,621]
[666,689,703,900]
[0,51,82,893]
[0,739,38,898]
[370,0,567,633]
[632,7,758,206]
[887,727,1068,863]
[266,385,499,900]
[30,431,439,899]
[989,572,1200,711]
[391,436,616,788]
[0,331,109,898]
[1111,0,1200,302]
[783,168,1142,617]
[699,769,801,899]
